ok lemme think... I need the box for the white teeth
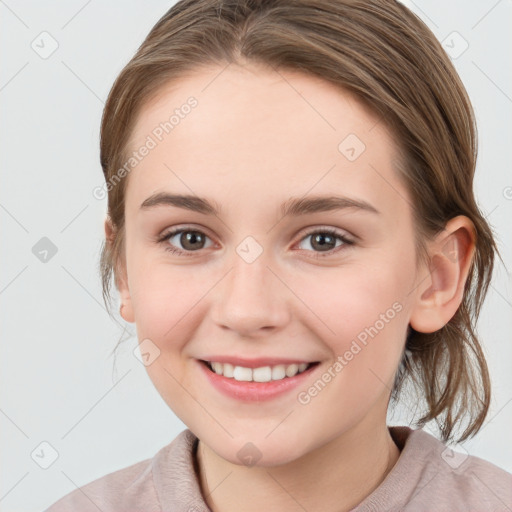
[271,365,286,380]
[223,363,234,378]
[208,361,312,381]
[233,366,252,381]
[212,362,223,375]
[253,366,272,382]
[285,364,299,377]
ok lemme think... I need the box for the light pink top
[45,426,512,511]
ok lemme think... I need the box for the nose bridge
[211,245,290,334]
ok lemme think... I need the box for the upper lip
[199,356,318,368]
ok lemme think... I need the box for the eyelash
[156,227,354,259]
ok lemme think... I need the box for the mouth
[200,359,320,383]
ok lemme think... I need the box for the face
[117,62,424,466]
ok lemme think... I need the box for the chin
[202,431,311,468]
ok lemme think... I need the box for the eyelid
[157,224,355,257]
[157,225,216,253]
[158,223,215,243]
[294,224,355,243]
[292,226,355,258]
[158,224,355,242]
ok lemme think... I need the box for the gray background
[0,1,511,510]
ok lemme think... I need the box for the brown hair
[99,0,499,443]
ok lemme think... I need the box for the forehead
[124,63,409,218]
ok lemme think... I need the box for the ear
[409,215,476,333]
[104,217,135,323]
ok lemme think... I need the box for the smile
[198,356,322,401]
[203,360,315,382]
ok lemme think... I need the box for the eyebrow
[139,192,380,217]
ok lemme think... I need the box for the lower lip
[198,360,319,402]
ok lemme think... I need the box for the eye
[157,226,354,258]
[157,228,214,256]
[295,227,354,258]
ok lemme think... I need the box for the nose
[210,255,291,337]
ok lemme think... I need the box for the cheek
[304,257,414,384]
[128,251,208,337]
[286,281,410,456]
[310,256,411,333]
[127,260,205,413]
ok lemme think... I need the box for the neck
[196,421,400,512]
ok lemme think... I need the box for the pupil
[182,231,203,250]
[314,233,334,251]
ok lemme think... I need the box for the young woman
[46,0,511,510]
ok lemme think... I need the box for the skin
[107,61,476,512]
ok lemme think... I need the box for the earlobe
[120,301,135,323]
[409,216,476,334]
[118,271,135,324]
[104,217,135,323]
[104,216,115,243]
